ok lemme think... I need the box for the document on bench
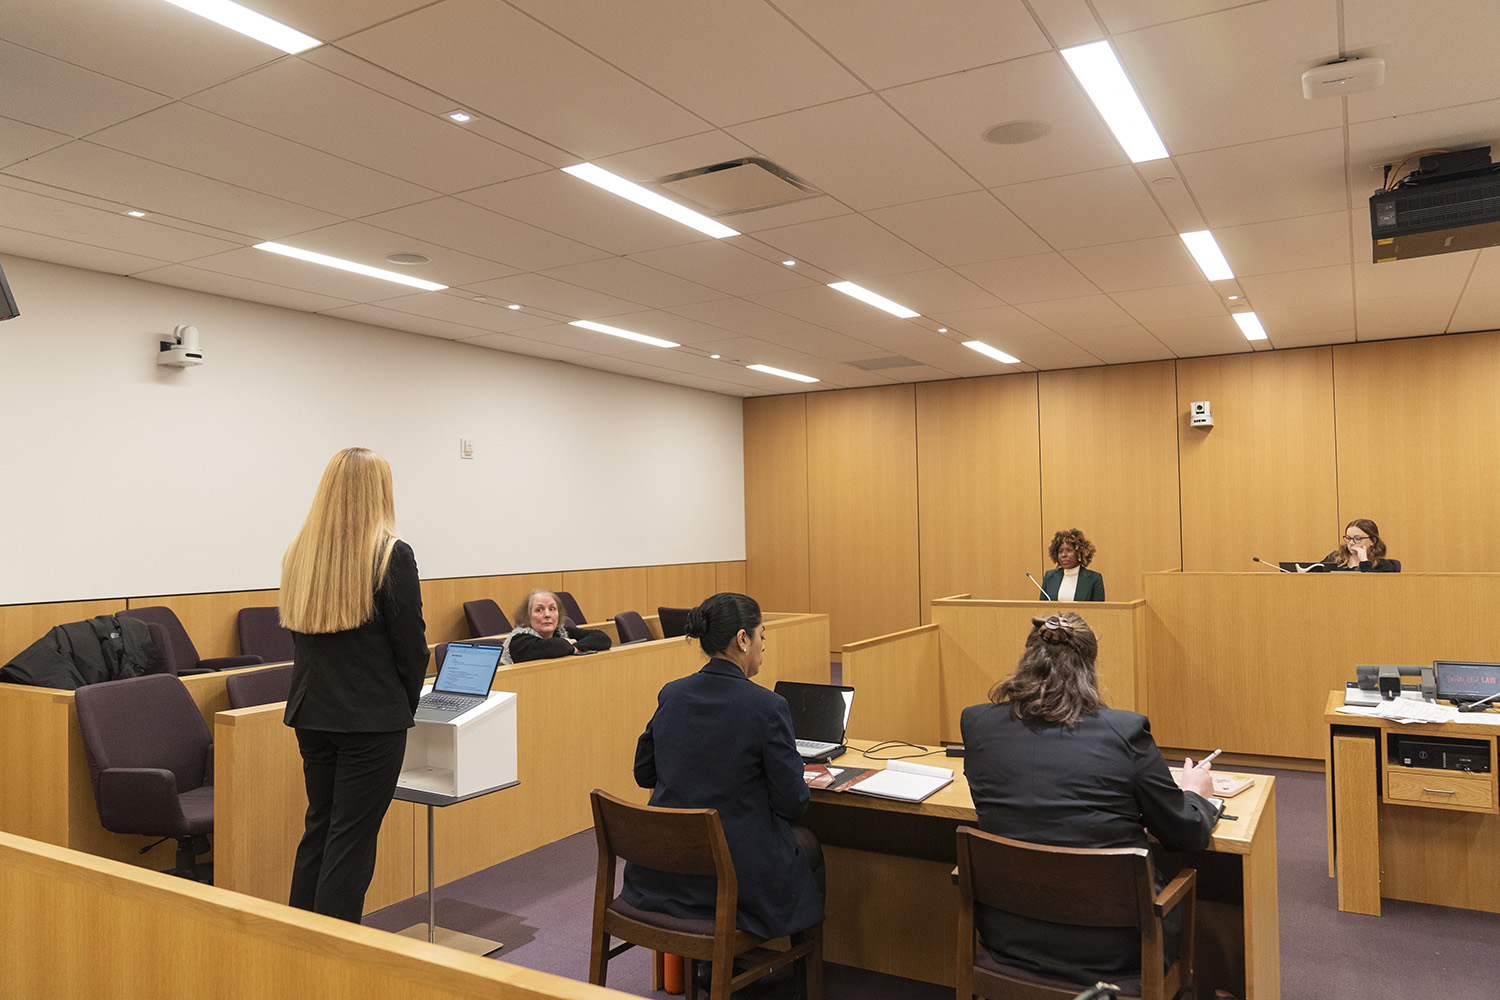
[1339,699,1456,724]
[846,759,954,803]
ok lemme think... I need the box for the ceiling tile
[1238,266,1355,339]
[1143,315,1252,358]
[728,94,979,212]
[1018,295,1137,332]
[0,40,167,137]
[627,241,818,298]
[0,227,169,276]
[1215,212,1352,277]
[668,296,825,338]
[463,272,646,320]
[994,166,1174,250]
[1344,0,1500,124]
[371,290,558,335]
[866,191,1050,266]
[539,258,722,310]
[753,214,940,281]
[956,253,1101,304]
[0,117,72,169]
[187,246,429,302]
[1111,284,1229,326]
[253,0,435,41]
[1068,324,1173,365]
[363,197,607,273]
[860,268,1005,315]
[1176,129,1348,229]
[1062,235,1203,292]
[0,185,239,263]
[270,221,514,287]
[133,264,356,312]
[1091,0,1247,34]
[1353,255,1475,339]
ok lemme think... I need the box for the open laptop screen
[434,642,503,696]
[774,681,853,744]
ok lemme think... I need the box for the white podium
[395,689,518,953]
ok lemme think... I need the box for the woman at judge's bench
[1321,518,1400,572]
[1041,528,1105,601]
[500,589,611,664]
[622,592,824,951]
[280,447,429,922]
[960,612,1218,988]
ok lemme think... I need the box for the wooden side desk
[1323,691,1500,916]
[804,741,1280,1000]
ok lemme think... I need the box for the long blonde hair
[280,448,400,634]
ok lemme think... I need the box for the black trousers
[290,728,407,922]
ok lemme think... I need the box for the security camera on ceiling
[158,325,204,368]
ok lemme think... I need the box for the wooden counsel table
[1323,691,1500,916]
[804,741,1280,1000]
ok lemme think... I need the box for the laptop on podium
[774,681,854,764]
[414,642,504,723]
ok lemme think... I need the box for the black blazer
[504,626,611,663]
[284,540,429,733]
[959,702,1217,984]
[621,658,823,940]
[1041,566,1106,601]
[1321,550,1402,572]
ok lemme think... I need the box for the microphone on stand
[1025,573,1051,600]
[1458,690,1500,713]
[1251,557,1291,573]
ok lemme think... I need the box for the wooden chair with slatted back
[955,826,1197,1000]
[588,788,823,1000]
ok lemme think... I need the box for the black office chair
[74,674,214,881]
[657,607,691,639]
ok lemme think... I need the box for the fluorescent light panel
[569,320,679,349]
[562,163,739,239]
[748,364,819,383]
[1061,40,1168,163]
[253,243,447,291]
[1180,231,1235,281]
[963,340,1021,364]
[160,0,320,53]
[1232,312,1268,341]
[827,281,920,318]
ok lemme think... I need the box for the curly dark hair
[988,613,1103,726]
[1047,529,1096,568]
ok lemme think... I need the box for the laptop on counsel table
[774,681,854,764]
[413,642,504,723]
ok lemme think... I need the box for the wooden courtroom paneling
[1145,572,1500,760]
[714,559,747,596]
[0,598,124,664]
[806,385,920,650]
[1177,348,1338,571]
[1038,362,1182,602]
[744,394,811,612]
[1334,331,1500,572]
[841,624,942,745]
[914,374,1042,610]
[0,687,71,844]
[421,573,565,642]
[130,589,280,660]
[0,832,633,1000]
[562,562,721,623]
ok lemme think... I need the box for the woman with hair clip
[500,589,610,664]
[280,447,428,922]
[622,592,824,978]
[1322,518,1400,572]
[960,613,1218,988]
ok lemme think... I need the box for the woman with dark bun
[1041,528,1105,601]
[621,593,824,956]
[1322,518,1400,572]
[960,612,1218,987]
[499,589,610,664]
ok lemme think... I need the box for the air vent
[849,356,920,371]
[655,158,819,216]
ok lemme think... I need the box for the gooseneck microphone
[1251,557,1291,573]
[1025,572,1051,600]
[1458,690,1500,713]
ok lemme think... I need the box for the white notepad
[848,759,954,802]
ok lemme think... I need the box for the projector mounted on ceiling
[1370,146,1500,263]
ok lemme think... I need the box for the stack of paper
[847,759,954,802]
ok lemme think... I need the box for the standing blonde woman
[280,447,427,922]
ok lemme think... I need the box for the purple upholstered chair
[657,607,691,639]
[463,599,512,639]
[224,663,294,709]
[74,674,214,880]
[120,606,262,674]
[613,612,655,645]
[235,606,294,663]
[556,591,588,627]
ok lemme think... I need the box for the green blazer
[1041,567,1105,602]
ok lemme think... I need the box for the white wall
[0,255,745,604]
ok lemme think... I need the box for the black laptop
[774,681,854,764]
[413,642,504,723]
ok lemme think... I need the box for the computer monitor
[1432,660,1500,705]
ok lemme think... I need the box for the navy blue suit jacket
[621,658,823,939]
[1041,566,1106,601]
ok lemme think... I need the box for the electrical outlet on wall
[459,437,475,459]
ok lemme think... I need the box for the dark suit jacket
[1321,550,1402,572]
[621,658,823,940]
[284,539,429,733]
[959,702,1217,984]
[1041,566,1106,601]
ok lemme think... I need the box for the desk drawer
[1385,768,1495,812]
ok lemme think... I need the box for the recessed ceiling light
[937,327,948,333]
[473,296,488,302]
[748,364,819,383]
[159,0,320,54]
[982,120,1051,145]
[507,303,521,310]
[125,210,147,218]
[1061,40,1168,163]
[1227,295,1240,300]
[827,281,919,318]
[385,252,431,266]
[963,340,1021,364]
[562,162,739,239]
[710,354,721,360]
[782,260,796,267]
[1232,312,1269,341]
[1179,231,1235,281]
[446,110,473,123]
[253,242,447,290]
[569,319,679,349]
